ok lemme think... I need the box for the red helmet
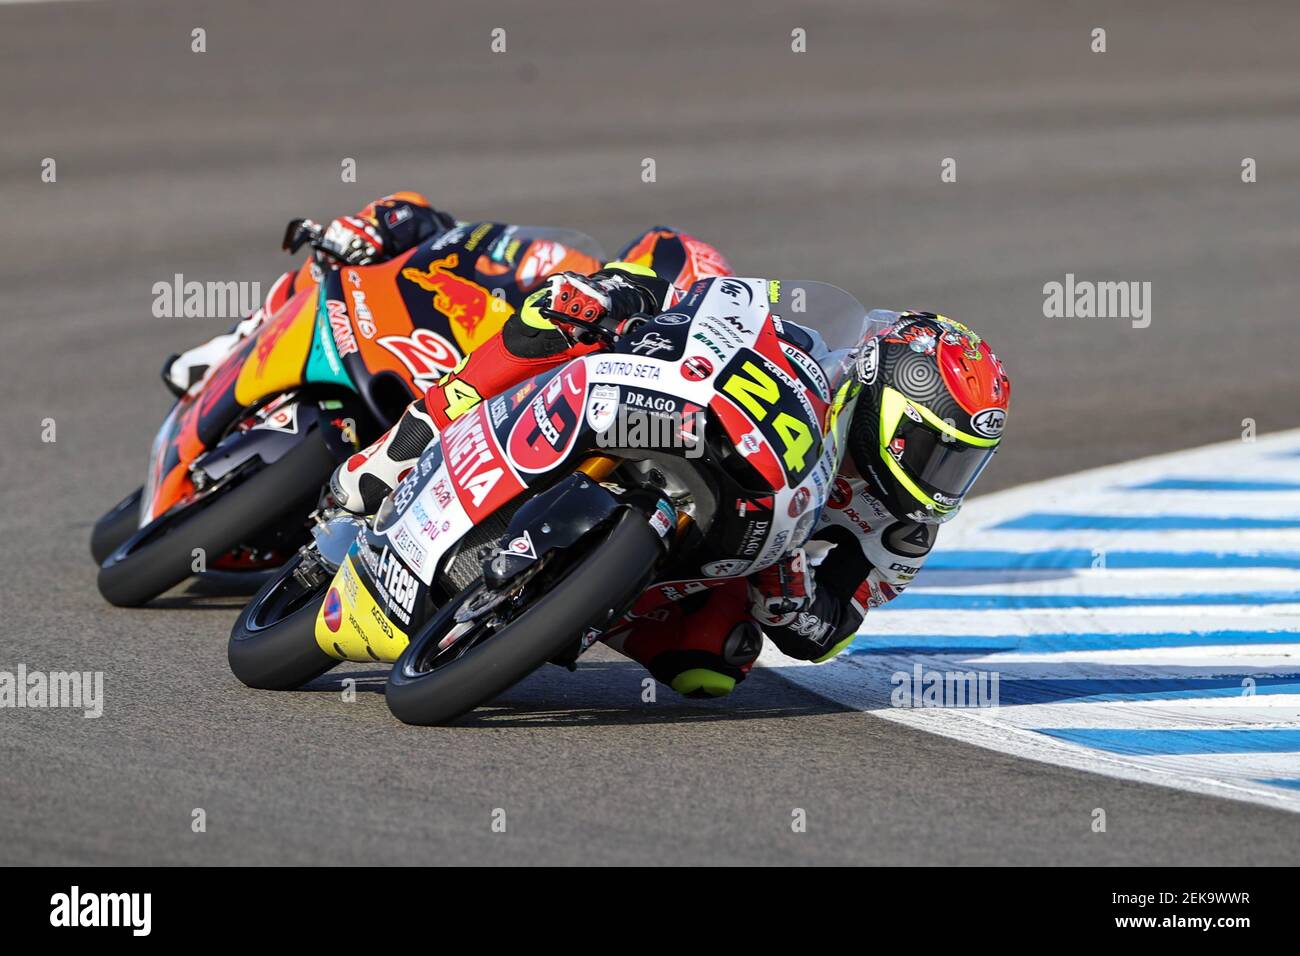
[614,226,732,290]
[845,312,1010,524]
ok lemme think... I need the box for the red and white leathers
[595,324,935,697]
[600,473,934,697]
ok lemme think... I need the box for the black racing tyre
[96,432,337,607]
[90,486,144,564]
[228,552,337,690]
[386,508,662,726]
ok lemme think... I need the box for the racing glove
[539,264,672,343]
[286,194,455,267]
[747,541,836,627]
[314,215,386,266]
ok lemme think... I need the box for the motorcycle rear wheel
[386,508,661,726]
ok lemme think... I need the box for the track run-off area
[765,428,1300,813]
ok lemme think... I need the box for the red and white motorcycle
[227,276,877,724]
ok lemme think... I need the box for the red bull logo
[249,303,298,376]
[401,253,491,341]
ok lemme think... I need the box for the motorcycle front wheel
[386,508,661,726]
[89,486,143,564]
[227,550,338,691]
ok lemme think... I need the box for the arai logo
[970,407,1006,439]
[855,337,880,386]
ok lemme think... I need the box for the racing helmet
[844,312,1009,524]
[614,226,733,290]
[369,191,457,243]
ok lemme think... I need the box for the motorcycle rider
[161,192,730,395]
[331,261,1012,698]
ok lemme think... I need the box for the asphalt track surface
[2,0,1300,864]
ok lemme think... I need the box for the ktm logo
[401,253,492,340]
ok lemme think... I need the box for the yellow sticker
[314,557,410,663]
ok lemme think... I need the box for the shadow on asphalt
[139,571,277,610]
[298,660,851,727]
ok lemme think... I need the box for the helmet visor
[878,387,999,517]
[891,416,997,503]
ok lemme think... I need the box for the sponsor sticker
[828,477,853,509]
[701,558,750,578]
[680,355,714,381]
[630,331,677,357]
[970,407,1006,438]
[592,357,663,383]
[350,289,377,338]
[253,402,300,434]
[389,521,427,575]
[856,337,880,386]
[443,409,520,517]
[649,500,676,538]
[327,299,358,357]
[504,531,537,559]
[788,486,812,518]
[586,383,620,432]
[323,588,343,632]
[507,363,588,473]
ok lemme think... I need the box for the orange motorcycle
[93,222,604,607]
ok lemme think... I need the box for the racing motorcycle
[92,223,605,606]
[227,276,878,725]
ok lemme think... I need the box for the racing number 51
[721,361,814,474]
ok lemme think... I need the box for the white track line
[763,428,1300,814]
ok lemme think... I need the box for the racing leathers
[334,266,933,698]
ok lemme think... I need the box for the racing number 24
[721,361,814,474]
